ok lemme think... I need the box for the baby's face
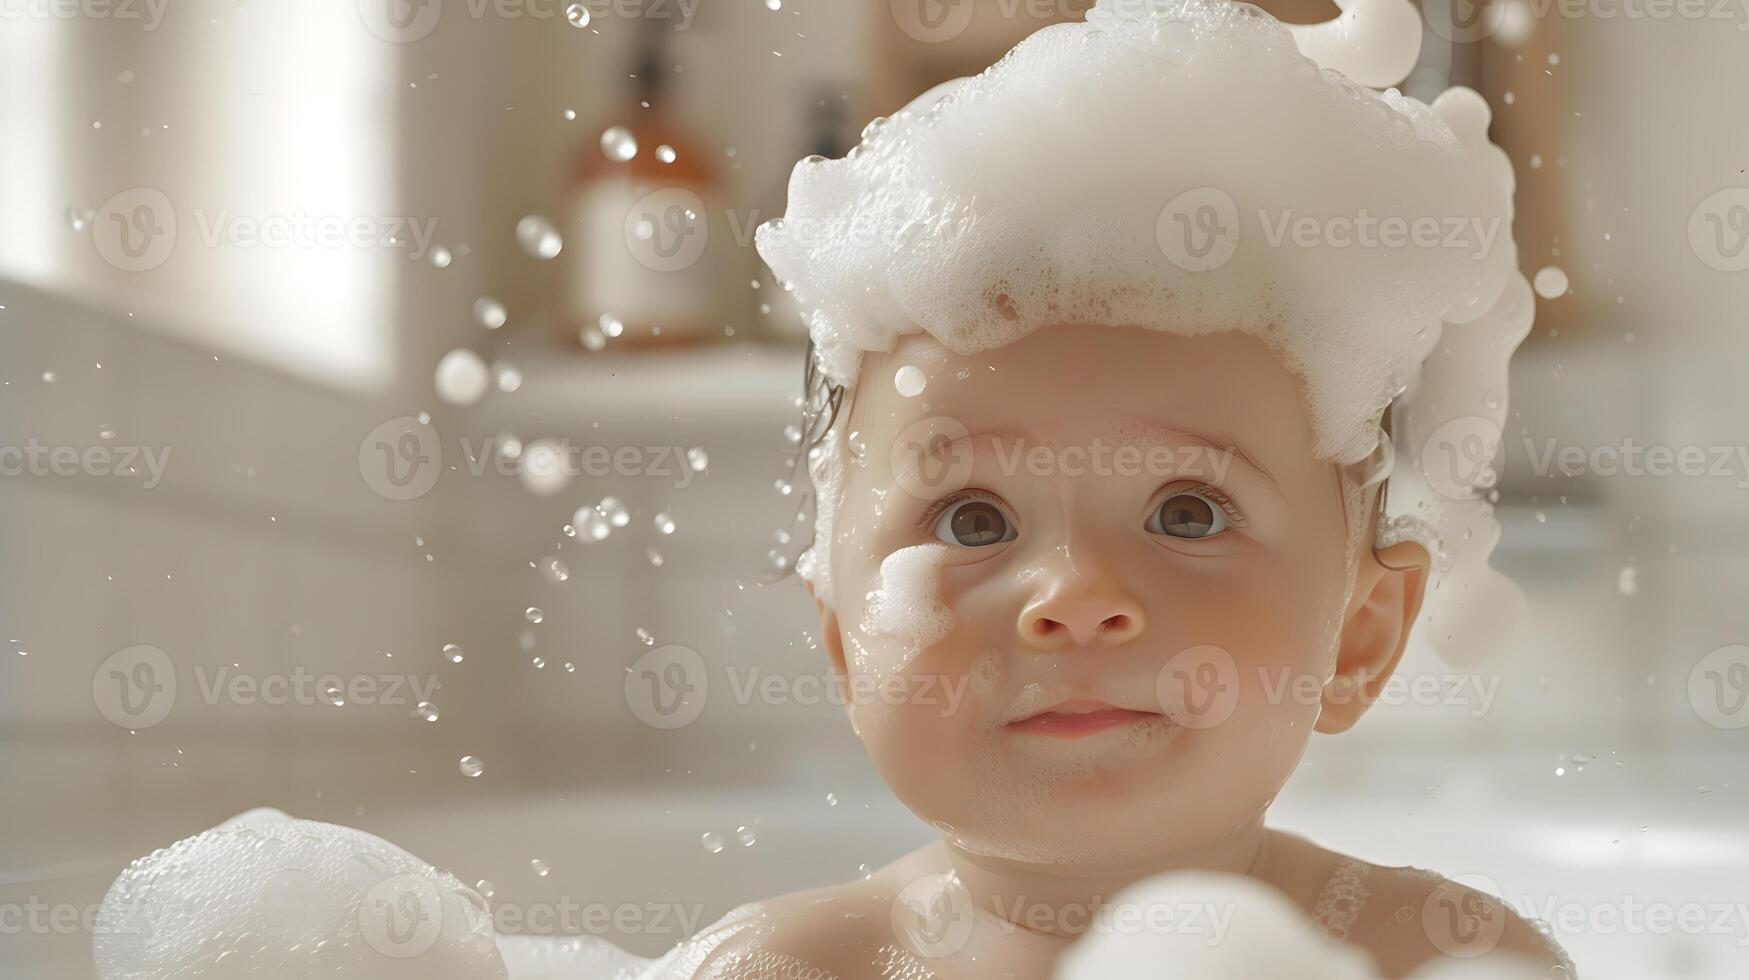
[818,324,1358,866]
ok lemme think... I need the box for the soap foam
[762,0,1529,663]
[859,543,956,678]
[94,809,505,980]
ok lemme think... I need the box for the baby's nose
[1018,583,1145,648]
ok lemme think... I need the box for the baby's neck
[938,818,1272,942]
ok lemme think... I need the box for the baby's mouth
[1003,698,1165,739]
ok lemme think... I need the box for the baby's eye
[1145,490,1229,540]
[931,497,1017,548]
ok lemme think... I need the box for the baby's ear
[1317,540,1430,734]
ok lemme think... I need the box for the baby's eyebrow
[1119,420,1282,494]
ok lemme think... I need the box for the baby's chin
[913,726,1245,865]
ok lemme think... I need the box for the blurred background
[1,1,1747,977]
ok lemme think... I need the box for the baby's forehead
[852,325,1315,453]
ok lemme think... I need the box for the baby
[94,2,1567,978]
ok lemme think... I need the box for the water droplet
[474,297,507,330]
[564,2,590,27]
[476,879,496,900]
[1533,265,1569,300]
[1617,566,1637,596]
[826,793,838,806]
[686,447,709,472]
[656,144,677,164]
[601,126,638,162]
[701,832,725,854]
[98,425,116,440]
[429,246,452,268]
[857,863,872,878]
[41,371,57,384]
[515,215,563,260]
[531,657,546,669]
[494,362,523,393]
[736,825,756,847]
[459,755,484,778]
[766,0,781,8]
[563,661,575,672]
[775,479,793,496]
[598,497,630,527]
[435,348,490,406]
[443,643,465,664]
[599,313,624,338]
[654,512,676,535]
[531,858,550,877]
[574,505,612,541]
[541,556,570,583]
[783,424,802,446]
[635,627,655,646]
[526,606,545,624]
[414,701,439,722]
[893,365,926,397]
[646,547,664,567]
[322,683,345,707]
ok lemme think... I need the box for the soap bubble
[564,2,589,27]
[515,215,562,260]
[701,832,725,853]
[473,297,507,330]
[1533,265,1569,299]
[459,755,484,777]
[442,643,465,664]
[525,607,544,624]
[601,126,638,162]
[434,349,489,406]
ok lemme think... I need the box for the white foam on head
[859,543,956,677]
[763,0,1530,663]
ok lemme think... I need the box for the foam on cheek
[859,544,956,678]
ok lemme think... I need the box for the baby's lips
[1154,645,1242,729]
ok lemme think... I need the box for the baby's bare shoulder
[1343,863,1572,978]
[689,877,921,980]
